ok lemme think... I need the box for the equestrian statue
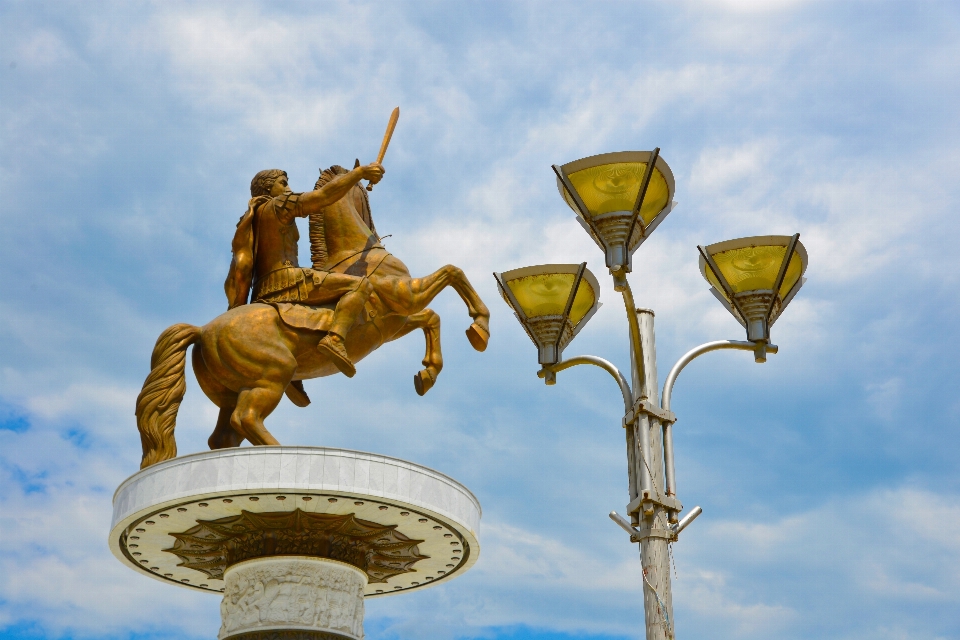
[134,110,490,469]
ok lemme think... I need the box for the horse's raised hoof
[466,322,489,352]
[414,369,435,396]
[284,380,311,407]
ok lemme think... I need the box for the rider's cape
[224,196,268,309]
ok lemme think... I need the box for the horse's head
[314,164,375,232]
[310,165,378,269]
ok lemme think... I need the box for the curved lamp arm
[662,340,778,412]
[539,355,632,414]
[659,340,777,500]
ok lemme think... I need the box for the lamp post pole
[632,306,675,640]
[553,290,766,640]
[535,277,679,640]
[616,264,676,640]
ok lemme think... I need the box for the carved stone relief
[165,509,427,584]
[219,557,365,640]
[225,631,353,640]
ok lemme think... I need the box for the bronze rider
[224,163,385,378]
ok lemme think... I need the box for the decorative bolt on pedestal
[497,150,808,640]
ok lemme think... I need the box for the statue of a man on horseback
[135,111,491,469]
[223,163,385,378]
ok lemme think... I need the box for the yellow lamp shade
[560,158,671,226]
[554,151,676,275]
[502,271,597,325]
[699,236,807,301]
[698,235,808,342]
[494,264,601,365]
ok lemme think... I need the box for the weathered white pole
[619,278,675,640]
[634,309,675,640]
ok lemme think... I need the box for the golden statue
[135,113,490,468]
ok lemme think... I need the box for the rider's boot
[318,277,373,378]
[317,332,356,378]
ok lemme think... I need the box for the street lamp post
[495,150,808,640]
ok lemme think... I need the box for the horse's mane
[310,165,377,269]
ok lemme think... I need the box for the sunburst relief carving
[163,509,427,583]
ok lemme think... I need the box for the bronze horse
[135,169,490,468]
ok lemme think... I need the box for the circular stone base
[109,447,481,597]
[220,557,365,640]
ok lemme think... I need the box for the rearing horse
[135,167,490,469]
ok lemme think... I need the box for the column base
[224,632,355,640]
[220,557,366,640]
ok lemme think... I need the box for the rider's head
[250,169,290,198]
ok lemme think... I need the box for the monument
[109,109,489,639]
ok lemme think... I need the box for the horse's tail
[135,323,202,469]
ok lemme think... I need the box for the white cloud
[0,484,217,637]
[672,487,960,638]
[680,569,799,636]
[699,0,813,13]
[690,138,777,191]
[476,521,638,592]
[15,30,79,69]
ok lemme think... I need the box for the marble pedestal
[109,447,481,638]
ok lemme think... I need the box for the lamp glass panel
[562,162,670,223]
[505,273,597,324]
[705,245,803,299]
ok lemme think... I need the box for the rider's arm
[297,164,384,217]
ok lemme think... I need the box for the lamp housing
[494,263,601,368]
[554,151,676,288]
[698,234,807,354]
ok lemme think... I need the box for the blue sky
[1,1,959,639]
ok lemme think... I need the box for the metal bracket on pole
[627,491,683,516]
[610,511,679,543]
[623,399,677,517]
[611,506,703,544]
[623,398,676,427]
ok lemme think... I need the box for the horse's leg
[374,265,490,351]
[195,304,300,447]
[387,309,443,396]
[208,404,243,449]
[231,385,285,446]
[193,346,244,450]
[284,380,311,407]
[227,341,296,446]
